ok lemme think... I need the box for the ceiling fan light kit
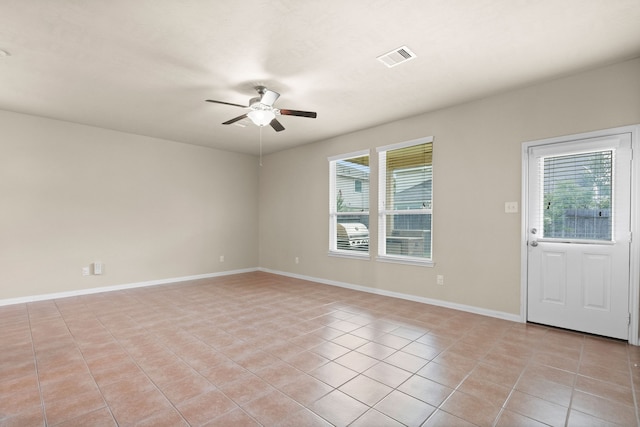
[206,86,317,133]
[247,108,276,127]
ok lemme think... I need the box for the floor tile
[310,361,359,387]
[432,349,478,372]
[417,361,470,388]
[469,361,523,388]
[1,272,640,427]
[356,341,397,360]
[402,341,442,360]
[43,388,107,426]
[241,390,304,426]
[456,374,511,407]
[284,350,329,373]
[310,341,351,360]
[99,373,157,404]
[439,390,502,427]
[570,390,637,426]
[162,373,215,405]
[339,374,393,406]
[373,332,412,350]
[515,374,573,407]
[202,408,260,427]
[135,407,189,427]
[374,389,436,426]
[108,388,173,425]
[565,409,623,427]
[279,373,333,406]
[0,406,46,427]
[574,374,634,407]
[495,409,549,427]
[335,350,379,373]
[350,409,405,427]
[220,373,275,405]
[175,388,238,426]
[276,408,332,427]
[505,390,569,427]
[422,409,478,427]
[310,389,369,426]
[331,333,369,350]
[0,376,42,418]
[384,350,428,373]
[200,359,251,387]
[363,361,413,388]
[397,374,453,407]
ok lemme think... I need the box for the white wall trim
[0,268,258,307]
[260,267,521,323]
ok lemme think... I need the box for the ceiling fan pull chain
[259,126,263,167]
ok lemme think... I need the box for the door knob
[530,228,537,234]
[530,241,538,247]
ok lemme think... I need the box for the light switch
[504,202,519,213]
[93,262,103,275]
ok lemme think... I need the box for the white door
[526,133,632,339]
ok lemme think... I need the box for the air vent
[376,46,417,68]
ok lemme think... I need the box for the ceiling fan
[206,86,317,132]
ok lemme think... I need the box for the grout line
[25,303,47,427]
[563,334,585,427]
[627,346,640,427]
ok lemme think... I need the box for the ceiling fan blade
[260,89,280,107]
[279,109,317,118]
[222,114,248,125]
[270,119,285,132]
[206,99,247,108]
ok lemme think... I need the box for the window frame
[328,149,371,259]
[377,137,434,266]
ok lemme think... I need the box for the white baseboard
[1,267,522,324]
[0,268,258,307]
[260,268,522,323]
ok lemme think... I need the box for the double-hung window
[329,150,370,256]
[377,137,433,264]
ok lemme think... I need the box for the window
[329,150,370,256]
[377,137,433,264]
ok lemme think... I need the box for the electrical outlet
[82,267,90,276]
[437,275,444,286]
[295,257,299,264]
[219,255,224,262]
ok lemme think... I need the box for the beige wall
[259,58,640,316]
[0,110,259,300]
[2,58,638,311]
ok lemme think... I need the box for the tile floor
[1,271,639,426]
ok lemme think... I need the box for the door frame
[520,124,640,345]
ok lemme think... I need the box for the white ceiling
[1,0,639,155]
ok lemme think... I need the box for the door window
[539,150,613,241]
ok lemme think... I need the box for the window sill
[376,255,434,267]
[328,250,371,260]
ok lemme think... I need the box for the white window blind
[540,150,613,241]
[329,151,370,256]
[377,137,433,263]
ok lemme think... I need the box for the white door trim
[521,124,640,345]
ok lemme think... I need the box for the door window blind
[541,150,613,241]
